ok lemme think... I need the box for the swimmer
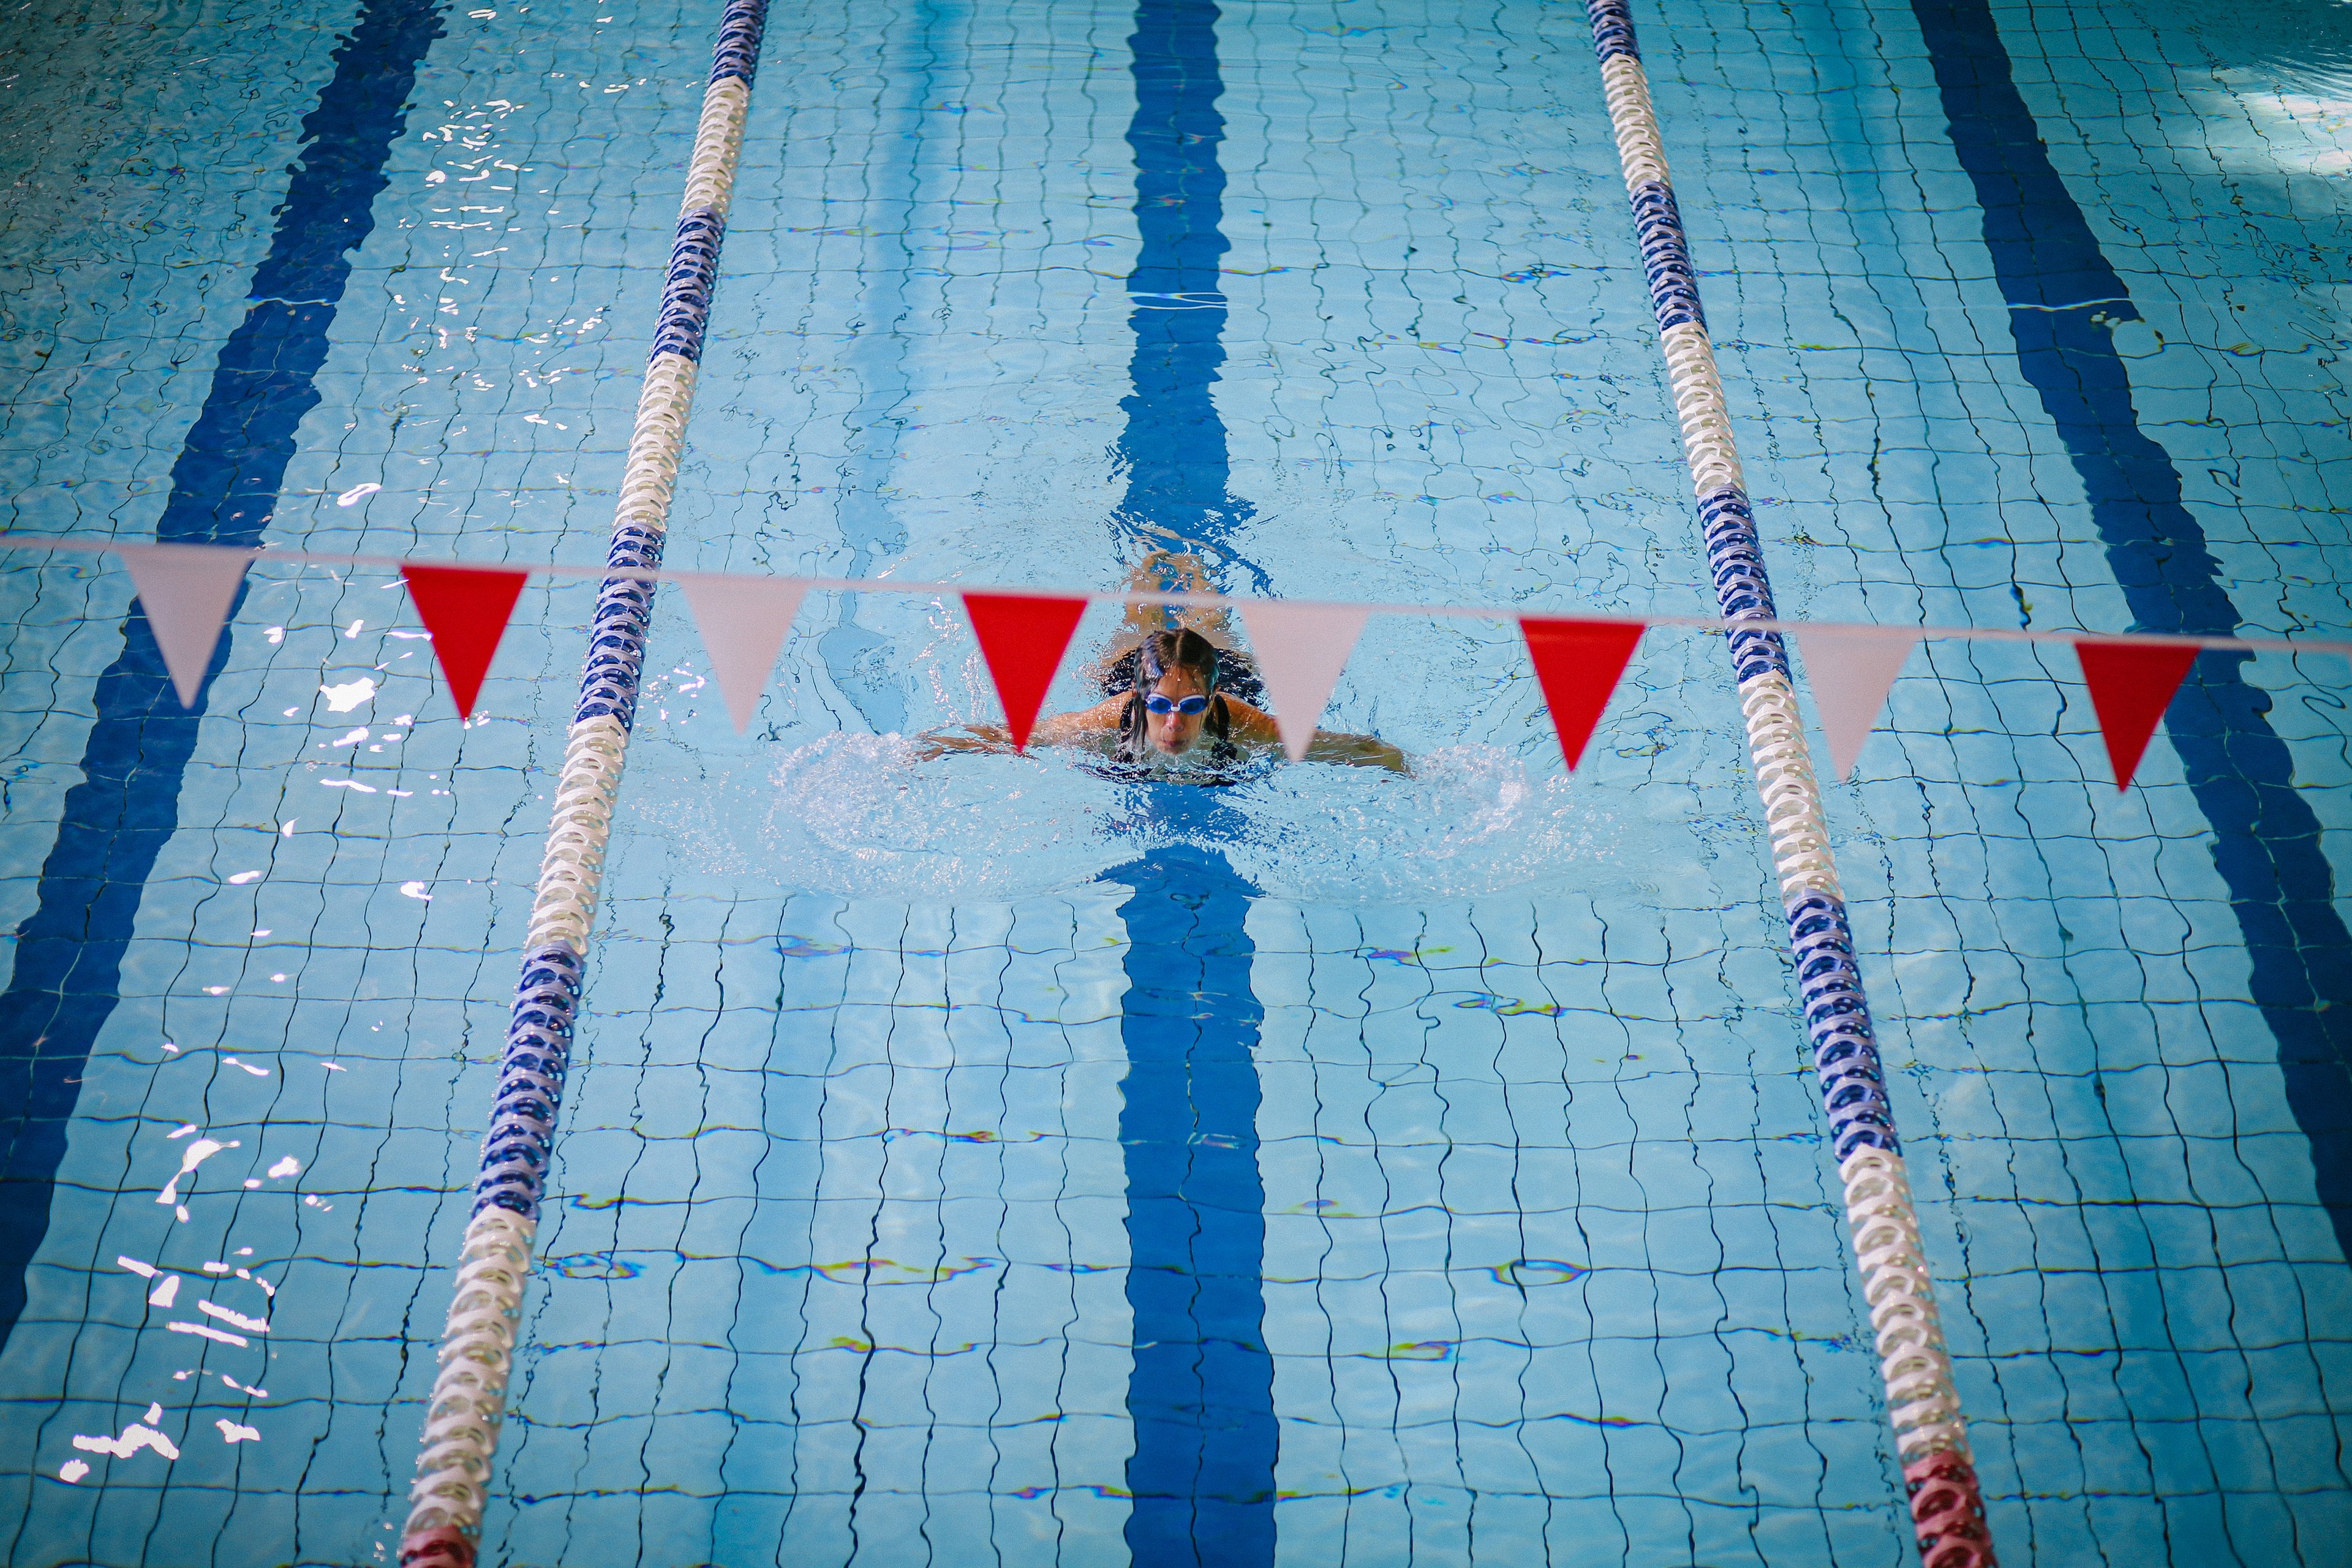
[919,625,1408,774]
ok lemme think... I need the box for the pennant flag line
[1241,601,1371,762]
[401,565,529,720]
[119,544,254,708]
[675,573,808,733]
[1795,627,1921,782]
[1520,617,1646,771]
[2076,639,2199,789]
[963,592,1088,750]
[53,541,2322,793]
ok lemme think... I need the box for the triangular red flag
[1520,617,1646,771]
[963,592,1088,750]
[118,543,254,708]
[402,564,529,719]
[2076,638,2198,790]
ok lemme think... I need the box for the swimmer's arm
[1306,731,1411,772]
[910,725,1012,760]
[911,695,1125,758]
[1031,695,1129,746]
[1219,699,1411,774]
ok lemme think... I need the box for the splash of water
[636,734,1621,907]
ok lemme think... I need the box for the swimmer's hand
[1218,698,1409,773]
[1302,731,1411,774]
[912,703,1136,760]
[910,722,1019,761]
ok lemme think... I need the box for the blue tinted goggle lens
[1144,693,1211,716]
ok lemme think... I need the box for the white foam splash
[1219,746,1621,903]
[630,734,1623,907]
[639,733,1131,900]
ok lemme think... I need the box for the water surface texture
[1,0,2350,1563]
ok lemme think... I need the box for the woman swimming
[920,625,1408,775]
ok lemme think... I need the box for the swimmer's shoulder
[1216,695,1281,745]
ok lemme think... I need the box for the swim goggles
[1142,692,1212,717]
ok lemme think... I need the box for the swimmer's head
[1123,628,1229,760]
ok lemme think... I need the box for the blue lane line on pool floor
[1911,0,2352,1253]
[1111,835,1279,1566]
[0,0,447,1347]
[1114,0,1266,595]
[1109,2,1280,1561]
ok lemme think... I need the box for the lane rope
[395,2,767,1561]
[1582,4,1999,1563]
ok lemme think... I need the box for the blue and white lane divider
[398,4,767,1562]
[1582,4,1997,1564]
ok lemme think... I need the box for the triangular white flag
[674,573,809,733]
[118,544,253,708]
[1796,626,1920,781]
[1239,601,1370,762]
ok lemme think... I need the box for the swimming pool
[2,0,2349,1561]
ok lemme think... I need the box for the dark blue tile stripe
[1111,845,1278,1567]
[1912,0,2352,1251]
[1114,0,1266,594]
[1110,2,1279,1560]
[0,0,447,1348]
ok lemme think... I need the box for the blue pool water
[2,0,2350,1562]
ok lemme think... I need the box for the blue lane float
[1582,3,1995,1563]
[399,2,769,1562]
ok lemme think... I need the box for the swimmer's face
[1145,666,1211,755]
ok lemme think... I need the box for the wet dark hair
[1117,628,1238,764]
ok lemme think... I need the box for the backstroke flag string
[50,536,2335,788]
